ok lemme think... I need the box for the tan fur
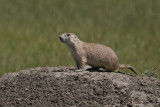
[59,33,137,74]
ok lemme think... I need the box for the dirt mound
[0,67,160,106]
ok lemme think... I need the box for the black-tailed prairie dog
[59,33,137,74]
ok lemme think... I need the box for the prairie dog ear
[71,34,77,38]
[69,35,78,44]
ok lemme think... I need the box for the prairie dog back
[83,43,119,71]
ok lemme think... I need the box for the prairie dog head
[59,33,79,46]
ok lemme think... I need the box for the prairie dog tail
[119,64,137,75]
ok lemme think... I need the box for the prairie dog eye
[66,33,70,36]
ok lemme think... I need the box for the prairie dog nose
[59,36,65,42]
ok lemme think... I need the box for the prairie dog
[59,33,137,74]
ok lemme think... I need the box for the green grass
[0,0,160,77]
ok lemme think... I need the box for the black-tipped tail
[119,64,137,75]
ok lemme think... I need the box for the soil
[0,66,160,107]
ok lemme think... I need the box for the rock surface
[0,67,160,107]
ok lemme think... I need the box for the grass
[0,0,160,77]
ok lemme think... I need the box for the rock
[0,67,160,106]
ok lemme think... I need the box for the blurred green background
[0,0,160,77]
